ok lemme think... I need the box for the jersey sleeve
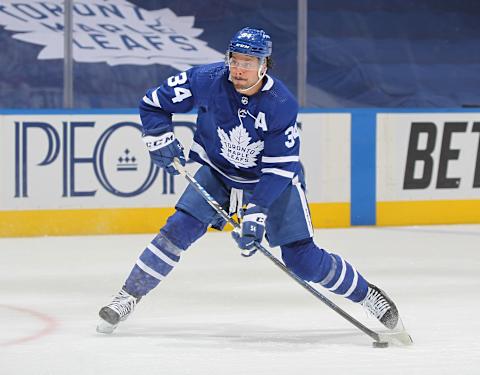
[249,107,301,209]
[139,69,197,136]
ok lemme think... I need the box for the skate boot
[361,284,399,329]
[96,288,140,334]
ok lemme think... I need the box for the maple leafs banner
[0,0,223,70]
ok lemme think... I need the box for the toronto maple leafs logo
[218,120,264,168]
[0,0,223,69]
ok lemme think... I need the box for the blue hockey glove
[231,203,267,257]
[142,132,186,175]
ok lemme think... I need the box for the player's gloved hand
[142,132,186,175]
[232,203,267,257]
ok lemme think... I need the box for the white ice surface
[1,225,479,375]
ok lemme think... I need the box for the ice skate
[96,288,140,334]
[361,284,399,329]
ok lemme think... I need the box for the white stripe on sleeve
[142,95,157,107]
[261,168,294,178]
[152,89,161,107]
[262,155,300,163]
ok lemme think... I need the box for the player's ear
[260,61,267,75]
[261,57,270,75]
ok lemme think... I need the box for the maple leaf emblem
[218,125,264,168]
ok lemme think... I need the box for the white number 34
[285,124,300,148]
[167,72,192,103]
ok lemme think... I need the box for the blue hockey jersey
[139,62,301,209]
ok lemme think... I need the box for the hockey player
[97,27,399,334]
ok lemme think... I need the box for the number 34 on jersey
[167,72,192,103]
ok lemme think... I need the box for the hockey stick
[173,160,412,347]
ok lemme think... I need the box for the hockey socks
[124,233,182,297]
[319,253,368,302]
[124,210,208,297]
[281,238,368,302]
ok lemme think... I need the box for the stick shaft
[174,160,380,341]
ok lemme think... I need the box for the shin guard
[124,210,208,297]
[281,238,368,302]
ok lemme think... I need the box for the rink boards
[0,109,479,236]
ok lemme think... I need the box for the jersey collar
[261,74,274,91]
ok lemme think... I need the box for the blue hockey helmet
[227,27,272,59]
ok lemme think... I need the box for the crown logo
[117,149,138,172]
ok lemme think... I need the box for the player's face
[229,53,265,92]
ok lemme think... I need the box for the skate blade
[377,318,413,346]
[96,319,118,334]
[378,330,413,346]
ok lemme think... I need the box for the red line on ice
[0,304,58,346]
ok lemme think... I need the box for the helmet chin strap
[235,73,266,93]
[235,63,267,93]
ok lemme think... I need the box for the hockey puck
[372,341,389,348]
